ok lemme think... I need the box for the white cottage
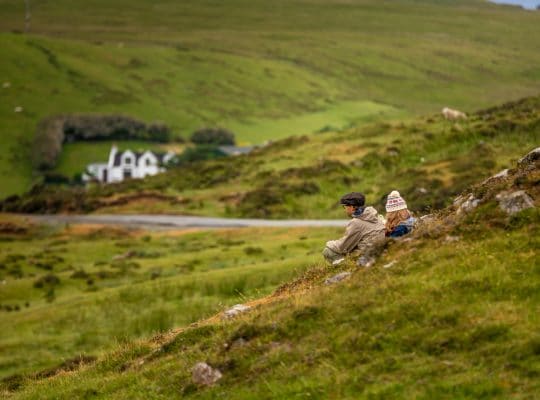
[82,145,175,184]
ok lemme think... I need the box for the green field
[0,218,338,379]
[1,0,540,197]
[1,151,538,398]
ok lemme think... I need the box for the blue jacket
[387,217,416,238]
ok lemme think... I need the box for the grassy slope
[0,220,339,379]
[10,94,539,219]
[3,156,539,399]
[1,0,540,196]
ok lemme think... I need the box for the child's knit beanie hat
[386,190,407,212]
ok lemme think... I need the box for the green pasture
[1,0,540,196]
[230,100,405,144]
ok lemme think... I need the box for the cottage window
[124,157,132,165]
[146,158,151,166]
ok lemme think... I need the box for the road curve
[24,214,348,229]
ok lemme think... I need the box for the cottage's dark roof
[113,150,166,167]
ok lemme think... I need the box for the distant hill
[1,0,539,197]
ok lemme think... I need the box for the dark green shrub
[63,114,170,142]
[34,262,54,271]
[243,246,264,256]
[7,265,23,278]
[190,127,235,145]
[43,172,70,184]
[175,145,226,165]
[70,269,90,279]
[32,115,65,170]
[33,273,60,288]
[32,114,173,171]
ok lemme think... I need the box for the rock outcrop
[496,190,534,215]
[191,362,222,386]
[324,272,351,285]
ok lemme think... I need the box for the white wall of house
[85,163,109,182]
[82,145,174,184]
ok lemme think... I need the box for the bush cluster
[190,127,235,145]
[32,114,172,171]
[63,115,170,143]
[32,116,65,171]
[174,145,227,166]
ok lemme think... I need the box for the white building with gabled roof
[82,145,175,184]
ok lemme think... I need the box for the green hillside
[1,0,540,197]
[5,94,539,219]
[1,143,538,399]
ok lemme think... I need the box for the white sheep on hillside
[442,107,467,120]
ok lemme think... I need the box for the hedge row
[32,114,173,170]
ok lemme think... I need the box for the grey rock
[455,194,479,215]
[324,272,351,285]
[192,362,222,386]
[496,190,534,215]
[453,194,465,207]
[518,147,540,168]
[331,257,345,266]
[357,256,375,268]
[223,304,251,319]
[483,169,509,184]
[492,169,510,179]
[419,214,435,223]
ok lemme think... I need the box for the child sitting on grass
[385,190,416,238]
[323,192,386,265]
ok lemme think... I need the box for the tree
[190,127,235,146]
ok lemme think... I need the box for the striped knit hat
[386,190,407,212]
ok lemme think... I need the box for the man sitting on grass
[323,192,385,265]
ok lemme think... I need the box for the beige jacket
[325,206,385,255]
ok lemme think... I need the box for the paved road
[25,214,347,229]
